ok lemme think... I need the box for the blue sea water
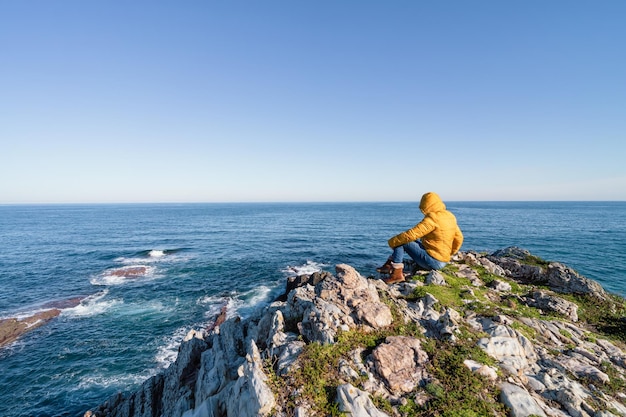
[1,201,625,417]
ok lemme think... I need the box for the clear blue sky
[2,1,625,203]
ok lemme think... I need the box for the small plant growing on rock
[559,328,572,339]
[287,341,344,416]
[282,326,398,416]
[599,360,626,395]
[521,254,551,267]
[569,293,626,343]
[510,321,537,340]
[419,339,507,416]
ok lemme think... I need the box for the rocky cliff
[85,247,626,417]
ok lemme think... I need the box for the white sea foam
[62,291,121,318]
[199,295,239,321]
[197,284,278,322]
[77,370,156,390]
[116,300,173,317]
[237,284,281,318]
[2,295,110,322]
[64,295,172,319]
[197,293,236,307]
[114,256,147,264]
[155,297,241,369]
[241,285,273,307]
[281,260,327,277]
[155,326,192,369]
[4,308,51,322]
[114,249,191,265]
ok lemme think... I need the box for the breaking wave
[281,260,327,277]
[114,248,191,265]
[197,284,277,320]
[62,291,122,318]
[77,370,156,391]
[154,326,193,369]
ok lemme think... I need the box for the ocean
[1,201,625,417]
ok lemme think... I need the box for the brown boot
[376,258,394,274]
[383,263,405,284]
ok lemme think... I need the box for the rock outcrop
[0,310,61,348]
[85,248,626,417]
[0,297,84,348]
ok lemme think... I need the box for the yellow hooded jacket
[387,192,463,263]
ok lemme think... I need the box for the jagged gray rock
[475,320,537,376]
[499,382,547,417]
[223,340,275,417]
[464,359,498,381]
[426,270,447,286]
[436,307,462,341]
[455,263,483,286]
[488,247,546,283]
[546,262,607,300]
[458,250,507,277]
[287,264,393,344]
[488,246,607,300]
[489,279,513,292]
[336,384,390,417]
[526,290,579,322]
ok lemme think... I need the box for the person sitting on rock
[377,192,464,284]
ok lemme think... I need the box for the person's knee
[432,261,447,270]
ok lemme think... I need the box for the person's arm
[450,226,464,255]
[388,217,436,248]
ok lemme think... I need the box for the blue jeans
[391,240,447,270]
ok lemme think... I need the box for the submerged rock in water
[42,297,85,310]
[106,266,148,278]
[0,297,84,348]
[1,310,59,347]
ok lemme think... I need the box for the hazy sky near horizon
[2,1,625,203]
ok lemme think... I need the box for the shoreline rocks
[85,247,626,417]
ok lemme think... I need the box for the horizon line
[1,199,625,206]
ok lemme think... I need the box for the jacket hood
[420,192,446,214]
